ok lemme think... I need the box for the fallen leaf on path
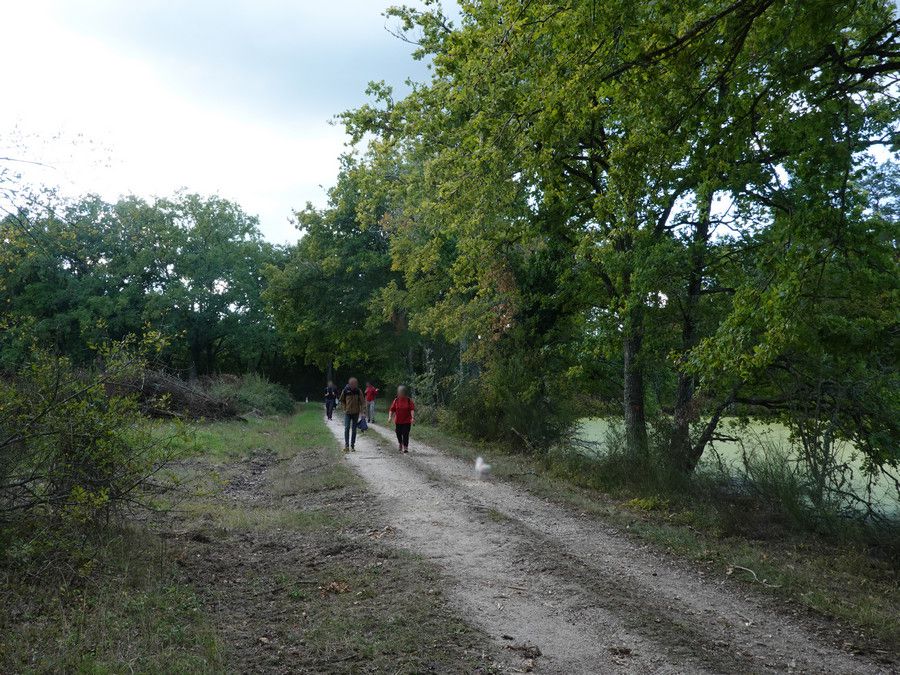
[320,580,351,596]
[367,526,395,540]
[506,643,542,659]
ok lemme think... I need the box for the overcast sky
[2,1,435,243]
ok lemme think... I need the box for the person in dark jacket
[339,377,366,452]
[324,381,338,420]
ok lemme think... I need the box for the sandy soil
[329,417,896,675]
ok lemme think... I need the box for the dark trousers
[325,399,336,419]
[344,413,359,448]
[395,423,411,447]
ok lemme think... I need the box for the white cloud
[1,0,432,242]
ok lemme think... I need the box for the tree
[342,0,899,470]
[0,192,280,377]
[264,160,419,382]
[148,193,280,377]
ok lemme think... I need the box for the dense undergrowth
[204,372,294,416]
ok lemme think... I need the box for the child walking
[388,385,415,453]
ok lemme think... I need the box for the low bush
[205,373,295,415]
[446,356,579,453]
[0,336,181,555]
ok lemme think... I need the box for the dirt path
[161,417,496,674]
[329,417,893,675]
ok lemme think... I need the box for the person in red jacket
[364,381,379,423]
[388,385,415,453]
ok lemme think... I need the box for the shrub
[0,336,180,549]
[447,354,579,453]
[205,373,294,415]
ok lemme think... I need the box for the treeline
[0,190,299,538]
[1,1,897,525]
[265,0,899,504]
[1,192,283,377]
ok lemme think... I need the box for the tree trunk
[326,360,334,384]
[188,342,201,383]
[669,372,696,470]
[669,191,712,472]
[623,310,648,457]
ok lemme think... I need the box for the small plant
[626,496,670,512]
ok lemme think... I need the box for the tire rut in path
[328,417,892,674]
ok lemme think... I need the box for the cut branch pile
[108,370,238,420]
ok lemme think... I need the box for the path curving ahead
[326,416,890,674]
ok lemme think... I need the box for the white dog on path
[474,456,491,479]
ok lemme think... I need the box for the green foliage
[0,335,178,537]
[334,0,900,483]
[205,373,295,416]
[263,163,414,375]
[0,192,284,376]
[448,348,580,452]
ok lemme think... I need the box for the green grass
[271,462,359,497]
[285,548,491,672]
[157,402,334,462]
[0,529,225,674]
[181,502,346,532]
[413,422,900,651]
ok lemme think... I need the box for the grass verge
[412,423,900,655]
[2,405,495,673]
[155,402,333,462]
[0,528,224,673]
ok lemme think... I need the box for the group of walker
[324,377,415,453]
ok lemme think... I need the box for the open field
[578,417,899,515]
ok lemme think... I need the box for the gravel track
[327,416,893,675]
